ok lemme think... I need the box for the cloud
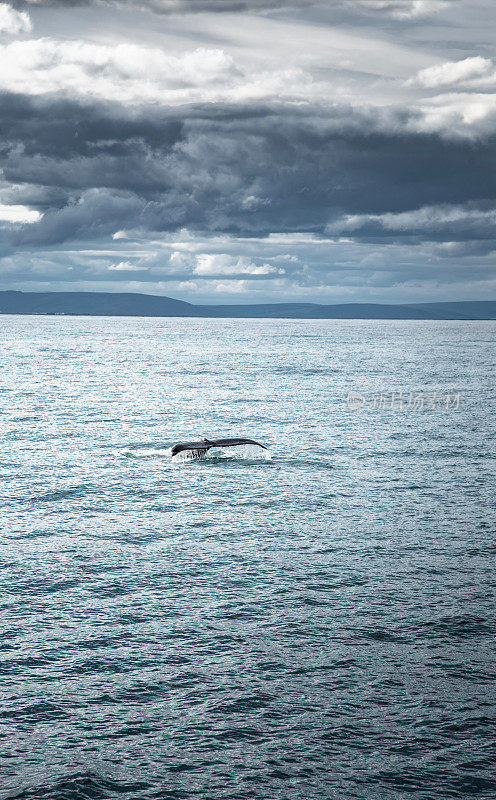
[194,253,280,275]
[3,31,495,140]
[3,91,496,253]
[10,0,452,16]
[0,3,31,34]
[0,202,41,222]
[412,57,495,89]
[108,260,148,270]
[9,187,146,245]
[411,92,496,137]
[327,203,496,245]
[0,34,343,118]
[403,59,496,138]
[0,40,252,105]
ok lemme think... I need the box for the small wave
[6,771,150,800]
[31,485,94,503]
[0,701,70,724]
[420,614,493,639]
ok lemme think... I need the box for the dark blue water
[1,316,495,800]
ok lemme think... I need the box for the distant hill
[406,301,496,319]
[0,291,197,317]
[0,291,495,319]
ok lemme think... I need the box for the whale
[171,437,268,458]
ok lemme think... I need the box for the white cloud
[0,3,31,36]
[412,57,495,89]
[0,37,317,106]
[194,253,281,275]
[0,203,41,223]
[0,40,233,102]
[108,260,148,271]
[411,91,496,136]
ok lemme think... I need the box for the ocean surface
[1,315,495,800]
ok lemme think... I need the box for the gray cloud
[2,92,496,250]
[326,203,496,249]
[10,0,452,17]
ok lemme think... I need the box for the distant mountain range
[0,291,495,320]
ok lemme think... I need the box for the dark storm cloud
[1,91,496,249]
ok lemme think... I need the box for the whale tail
[171,436,268,458]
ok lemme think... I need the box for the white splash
[171,444,272,464]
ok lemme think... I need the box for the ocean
[1,315,495,800]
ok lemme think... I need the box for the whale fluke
[171,436,268,458]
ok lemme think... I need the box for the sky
[0,0,495,304]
